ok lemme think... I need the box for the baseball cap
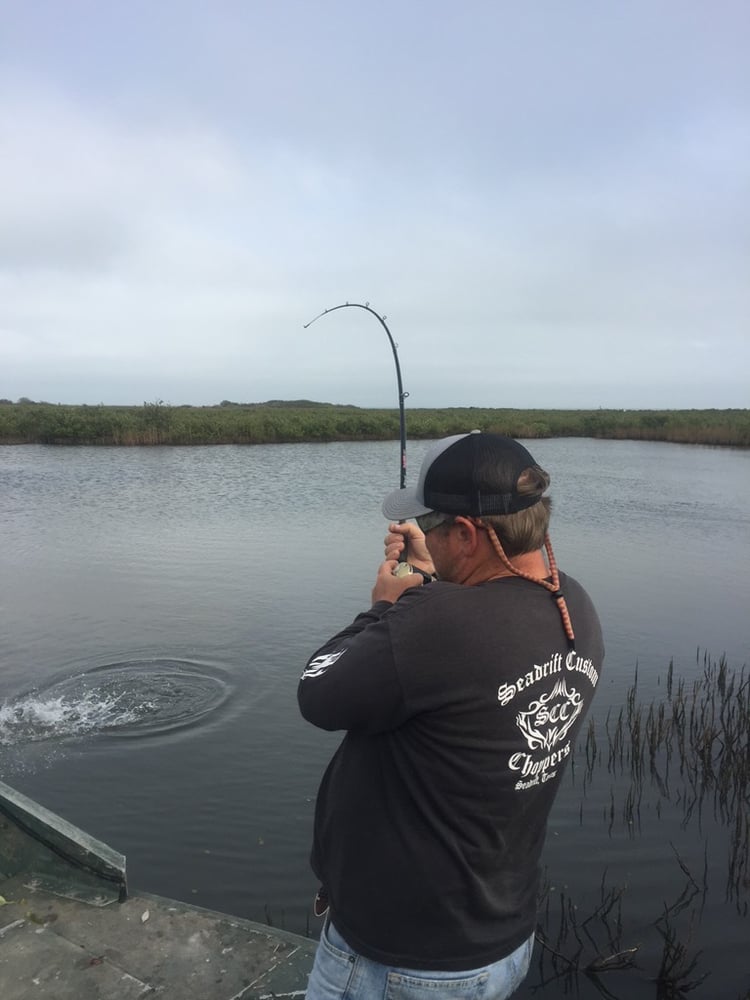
[382,431,546,520]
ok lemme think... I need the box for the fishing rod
[303,302,409,490]
[304,302,422,575]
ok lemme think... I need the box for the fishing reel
[392,562,435,584]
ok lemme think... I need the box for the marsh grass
[592,653,749,903]
[1,401,748,446]
[536,858,716,998]
[537,653,749,998]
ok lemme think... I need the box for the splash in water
[0,659,231,746]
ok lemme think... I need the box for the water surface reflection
[0,440,748,997]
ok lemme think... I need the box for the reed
[540,652,749,996]
[537,845,715,996]
[594,654,749,903]
[1,401,748,447]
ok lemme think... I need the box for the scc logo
[516,678,583,752]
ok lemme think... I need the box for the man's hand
[384,522,436,577]
[371,559,426,605]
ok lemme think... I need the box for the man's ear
[453,516,480,553]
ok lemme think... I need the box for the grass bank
[0,401,748,447]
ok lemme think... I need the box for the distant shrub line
[0,401,747,447]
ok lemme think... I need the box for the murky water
[1,440,748,998]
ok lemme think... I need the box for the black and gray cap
[382,431,546,520]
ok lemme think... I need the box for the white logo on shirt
[515,677,583,752]
[509,677,583,792]
[301,650,346,679]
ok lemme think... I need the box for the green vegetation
[0,400,748,447]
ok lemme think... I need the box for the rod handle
[397,520,408,563]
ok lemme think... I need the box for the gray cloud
[0,2,748,407]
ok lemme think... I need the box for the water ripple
[0,659,232,745]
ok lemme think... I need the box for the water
[1,439,748,998]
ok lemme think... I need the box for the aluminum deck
[0,780,315,999]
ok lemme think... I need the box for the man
[299,431,604,999]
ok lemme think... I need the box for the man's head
[382,431,551,557]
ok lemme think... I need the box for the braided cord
[484,526,576,647]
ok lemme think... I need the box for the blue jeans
[305,919,534,999]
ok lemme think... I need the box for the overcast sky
[1,1,748,409]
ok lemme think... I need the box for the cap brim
[381,487,433,521]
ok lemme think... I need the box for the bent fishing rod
[304,302,424,575]
[303,302,408,490]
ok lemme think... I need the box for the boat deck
[0,874,315,999]
[0,779,315,999]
